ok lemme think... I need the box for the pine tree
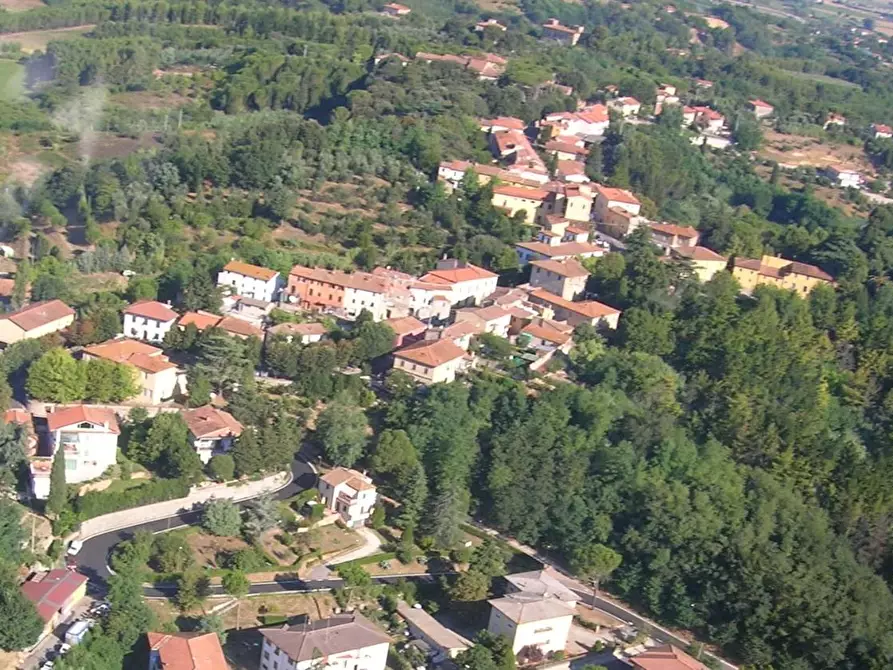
[46,448,67,517]
[232,429,263,477]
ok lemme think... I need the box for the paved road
[74,454,318,587]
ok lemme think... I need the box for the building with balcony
[317,467,378,528]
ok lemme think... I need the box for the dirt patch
[0,25,95,53]
[0,0,43,11]
[221,593,337,630]
[187,532,250,569]
[259,528,299,566]
[758,129,872,172]
[77,131,162,161]
[310,523,363,556]
[109,90,193,110]
[7,159,44,187]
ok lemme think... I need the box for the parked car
[66,540,83,557]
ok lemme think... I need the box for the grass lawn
[0,59,25,101]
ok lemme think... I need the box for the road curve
[74,455,318,587]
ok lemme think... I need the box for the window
[77,422,94,429]
[264,651,270,660]
[534,626,553,634]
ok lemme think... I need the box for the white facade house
[343,284,388,321]
[32,406,120,498]
[260,614,390,670]
[420,260,498,307]
[318,468,378,528]
[487,568,577,658]
[122,301,178,343]
[182,406,244,464]
[217,261,283,302]
[455,306,512,339]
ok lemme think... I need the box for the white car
[67,540,83,556]
[58,643,71,655]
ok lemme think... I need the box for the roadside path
[327,527,382,565]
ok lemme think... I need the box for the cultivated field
[758,129,873,172]
[0,24,95,53]
[0,0,44,12]
[0,58,24,101]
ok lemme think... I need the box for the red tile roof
[672,246,726,262]
[516,241,603,259]
[84,339,176,374]
[222,260,278,281]
[629,645,708,670]
[1,300,74,332]
[492,184,550,201]
[124,300,178,322]
[530,288,620,318]
[531,258,589,278]
[179,311,224,331]
[522,318,574,345]
[146,631,229,670]
[216,316,263,339]
[649,222,699,239]
[182,405,243,440]
[420,264,496,284]
[47,405,119,434]
[385,316,427,337]
[268,322,327,337]
[21,570,87,623]
[545,141,589,156]
[394,338,466,367]
[749,98,773,109]
[288,266,390,294]
[594,185,640,206]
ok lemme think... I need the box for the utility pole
[178,109,183,130]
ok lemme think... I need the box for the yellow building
[671,246,728,283]
[491,185,549,224]
[731,255,833,295]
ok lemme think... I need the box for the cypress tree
[46,448,67,517]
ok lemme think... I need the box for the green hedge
[335,552,398,569]
[75,478,190,520]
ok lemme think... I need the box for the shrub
[74,478,190,520]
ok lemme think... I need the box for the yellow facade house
[731,255,833,295]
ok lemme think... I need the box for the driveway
[328,527,382,566]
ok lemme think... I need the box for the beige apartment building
[529,258,589,300]
[0,300,75,346]
[392,338,468,384]
[83,339,180,404]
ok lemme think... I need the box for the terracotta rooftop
[516,241,603,259]
[420,263,496,285]
[146,631,229,670]
[289,266,390,294]
[648,222,699,239]
[47,405,119,434]
[629,645,709,670]
[595,185,641,206]
[21,569,88,623]
[0,300,74,333]
[179,311,224,331]
[672,246,726,262]
[260,614,390,663]
[522,318,573,345]
[222,260,278,281]
[530,288,620,318]
[268,322,327,337]
[123,300,178,322]
[545,141,589,156]
[84,339,176,374]
[394,338,466,367]
[0,278,14,297]
[182,405,243,440]
[492,184,550,201]
[216,316,263,339]
[385,316,427,337]
[320,467,375,491]
[749,98,773,109]
[531,258,589,278]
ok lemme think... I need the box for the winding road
[72,454,736,670]
[73,454,319,589]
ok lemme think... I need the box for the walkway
[328,527,382,565]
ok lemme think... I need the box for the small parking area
[22,598,108,670]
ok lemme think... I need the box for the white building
[825,166,863,189]
[608,96,642,117]
[318,467,378,528]
[419,260,498,307]
[593,185,642,222]
[260,614,390,670]
[182,406,244,464]
[32,406,120,498]
[122,301,178,343]
[487,568,577,658]
[872,123,892,139]
[217,260,283,303]
[454,305,512,339]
